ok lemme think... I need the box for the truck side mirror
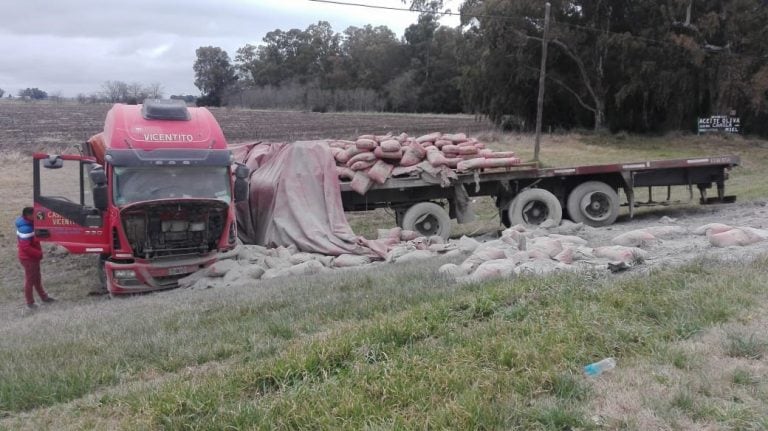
[234,163,250,180]
[93,184,108,210]
[89,165,107,185]
[234,178,248,203]
[43,155,64,169]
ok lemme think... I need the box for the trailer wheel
[567,181,619,227]
[508,189,562,227]
[401,202,451,239]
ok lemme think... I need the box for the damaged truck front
[32,99,249,294]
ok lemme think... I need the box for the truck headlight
[113,269,136,279]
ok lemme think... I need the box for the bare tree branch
[523,65,597,113]
[549,38,601,113]
[509,28,602,112]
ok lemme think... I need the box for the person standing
[16,207,54,310]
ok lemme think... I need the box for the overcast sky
[0,0,461,98]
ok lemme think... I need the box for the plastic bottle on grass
[583,357,616,377]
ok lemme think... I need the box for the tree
[667,0,768,133]
[458,0,768,134]
[101,80,129,103]
[401,15,464,113]
[193,46,237,106]
[126,82,147,104]
[386,70,420,112]
[19,88,47,100]
[342,25,405,91]
[235,22,343,89]
[99,80,162,103]
[145,82,163,99]
[49,91,63,103]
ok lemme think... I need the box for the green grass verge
[44,255,766,430]
[3,255,767,429]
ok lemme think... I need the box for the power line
[308,0,431,14]
[308,0,763,60]
[306,0,519,20]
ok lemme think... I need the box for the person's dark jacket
[16,216,42,261]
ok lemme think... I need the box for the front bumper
[105,253,218,294]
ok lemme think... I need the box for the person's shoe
[42,296,56,303]
[26,303,38,311]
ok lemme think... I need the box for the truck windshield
[113,166,231,205]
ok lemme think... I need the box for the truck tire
[566,181,619,227]
[507,189,562,227]
[401,202,451,240]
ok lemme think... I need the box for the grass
[2,256,768,429]
[2,130,768,429]
[726,333,767,360]
[731,369,758,386]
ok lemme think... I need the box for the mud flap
[452,184,476,224]
[620,171,635,219]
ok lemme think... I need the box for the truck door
[33,154,111,254]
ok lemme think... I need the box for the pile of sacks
[178,227,461,290]
[608,223,768,248]
[693,223,768,247]
[438,221,651,284]
[441,220,768,284]
[327,132,521,194]
[178,220,768,290]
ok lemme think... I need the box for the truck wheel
[401,202,451,240]
[567,181,619,227]
[508,189,562,227]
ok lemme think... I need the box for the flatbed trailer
[340,155,741,238]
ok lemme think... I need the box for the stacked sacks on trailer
[327,132,522,195]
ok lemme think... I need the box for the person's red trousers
[21,259,48,305]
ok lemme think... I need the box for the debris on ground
[181,212,768,289]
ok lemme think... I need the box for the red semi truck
[32,100,249,294]
[32,100,740,293]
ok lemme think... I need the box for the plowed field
[0,100,492,151]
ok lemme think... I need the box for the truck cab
[33,99,249,294]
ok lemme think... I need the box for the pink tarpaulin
[231,141,391,258]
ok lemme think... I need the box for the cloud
[0,0,460,97]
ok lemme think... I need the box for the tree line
[189,0,764,135]
[193,17,465,114]
[0,81,179,104]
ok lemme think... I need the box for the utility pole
[534,2,551,163]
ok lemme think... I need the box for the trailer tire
[401,202,451,240]
[508,189,562,227]
[567,181,619,227]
